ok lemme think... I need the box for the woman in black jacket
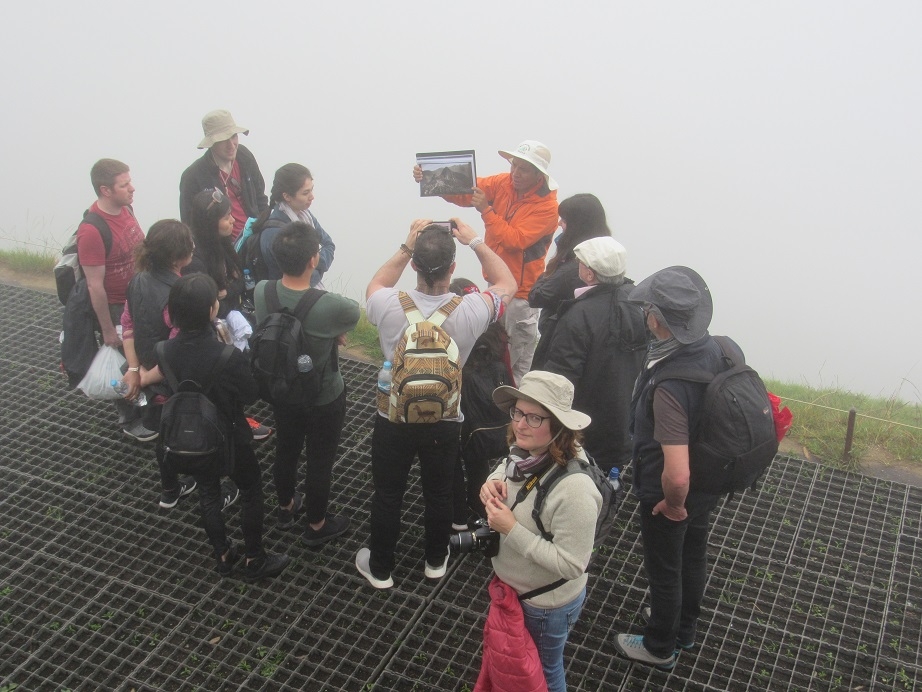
[528,193,612,334]
[184,189,245,319]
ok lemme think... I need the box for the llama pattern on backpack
[384,292,463,424]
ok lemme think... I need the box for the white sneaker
[355,548,394,589]
[424,554,449,579]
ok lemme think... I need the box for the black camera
[449,520,500,558]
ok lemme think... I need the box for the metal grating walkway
[0,282,919,691]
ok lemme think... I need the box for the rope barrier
[781,397,922,432]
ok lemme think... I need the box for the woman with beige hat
[477,370,602,691]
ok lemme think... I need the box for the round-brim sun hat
[198,109,249,149]
[492,371,590,430]
[498,140,559,191]
[628,266,713,344]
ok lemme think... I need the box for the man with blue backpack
[614,266,778,670]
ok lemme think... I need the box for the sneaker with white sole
[614,633,677,670]
[159,478,197,509]
[355,548,393,589]
[123,420,159,443]
[424,555,449,579]
[221,481,240,511]
[247,418,273,441]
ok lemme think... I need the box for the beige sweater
[488,454,602,608]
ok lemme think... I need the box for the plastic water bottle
[608,467,621,492]
[243,269,256,292]
[377,360,393,394]
[297,354,313,372]
[111,379,147,406]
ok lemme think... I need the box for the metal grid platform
[0,283,919,691]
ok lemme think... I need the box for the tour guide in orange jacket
[416,140,559,383]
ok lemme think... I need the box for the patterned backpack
[383,292,463,424]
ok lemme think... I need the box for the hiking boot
[159,477,197,509]
[216,543,240,578]
[277,493,303,530]
[221,481,240,511]
[303,514,350,547]
[640,606,695,650]
[241,552,290,583]
[123,420,158,443]
[355,548,393,589]
[247,418,273,441]
[614,634,677,670]
[424,555,449,579]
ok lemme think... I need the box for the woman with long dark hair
[528,193,612,332]
[185,188,273,441]
[250,163,335,288]
[184,188,244,318]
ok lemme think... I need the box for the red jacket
[474,576,548,692]
[445,173,558,299]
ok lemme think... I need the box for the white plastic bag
[225,310,253,352]
[76,345,127,400]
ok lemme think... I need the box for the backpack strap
[82,211,113,257]
[398,292,462,327]
[156,341,180,393]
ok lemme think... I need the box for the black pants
[271,388,347,524]
[193,442,265,560]
[452,451,491,523]
[369,416,459,575]
[639,498,718,657]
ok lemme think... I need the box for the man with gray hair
[531,236,648,472]
[614,266,725,670]
[414,140,559,384]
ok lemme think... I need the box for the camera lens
[449,531,475,555]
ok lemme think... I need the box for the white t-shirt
[366,287,496,421]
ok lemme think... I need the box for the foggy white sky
[2,1,920,402]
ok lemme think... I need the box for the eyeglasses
[509,407,551,429]
[206,188,226,209]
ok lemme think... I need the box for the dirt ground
[8,265,919,487]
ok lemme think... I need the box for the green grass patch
[347,311,384,363]
[765,379,922,470]
[0,247,57,274]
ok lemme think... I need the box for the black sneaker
[221,481,240,511]
[241,552,290,583]
[303,513,350,547]
[277,493,303,530]
[216,543,240,578]
[159,478,197,509]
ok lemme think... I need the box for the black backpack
[654,335,779,497]
[53,211,113,305]
[157,342,236,476]
[238,218,286,285]
[516,454,621,600]
[249,281,329,406]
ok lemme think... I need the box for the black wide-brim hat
[628,266,713,344]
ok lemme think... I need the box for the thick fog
[2,2,920,402]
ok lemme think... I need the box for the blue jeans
[521,587,586,692]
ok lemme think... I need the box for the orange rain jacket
[444,173,558,300]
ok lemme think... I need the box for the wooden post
[843,407,857,464]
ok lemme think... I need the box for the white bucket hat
[198,110,249,149]
[492,371,591,431]
[498,140,558,191]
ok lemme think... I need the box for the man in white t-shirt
[355,218,516,589]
